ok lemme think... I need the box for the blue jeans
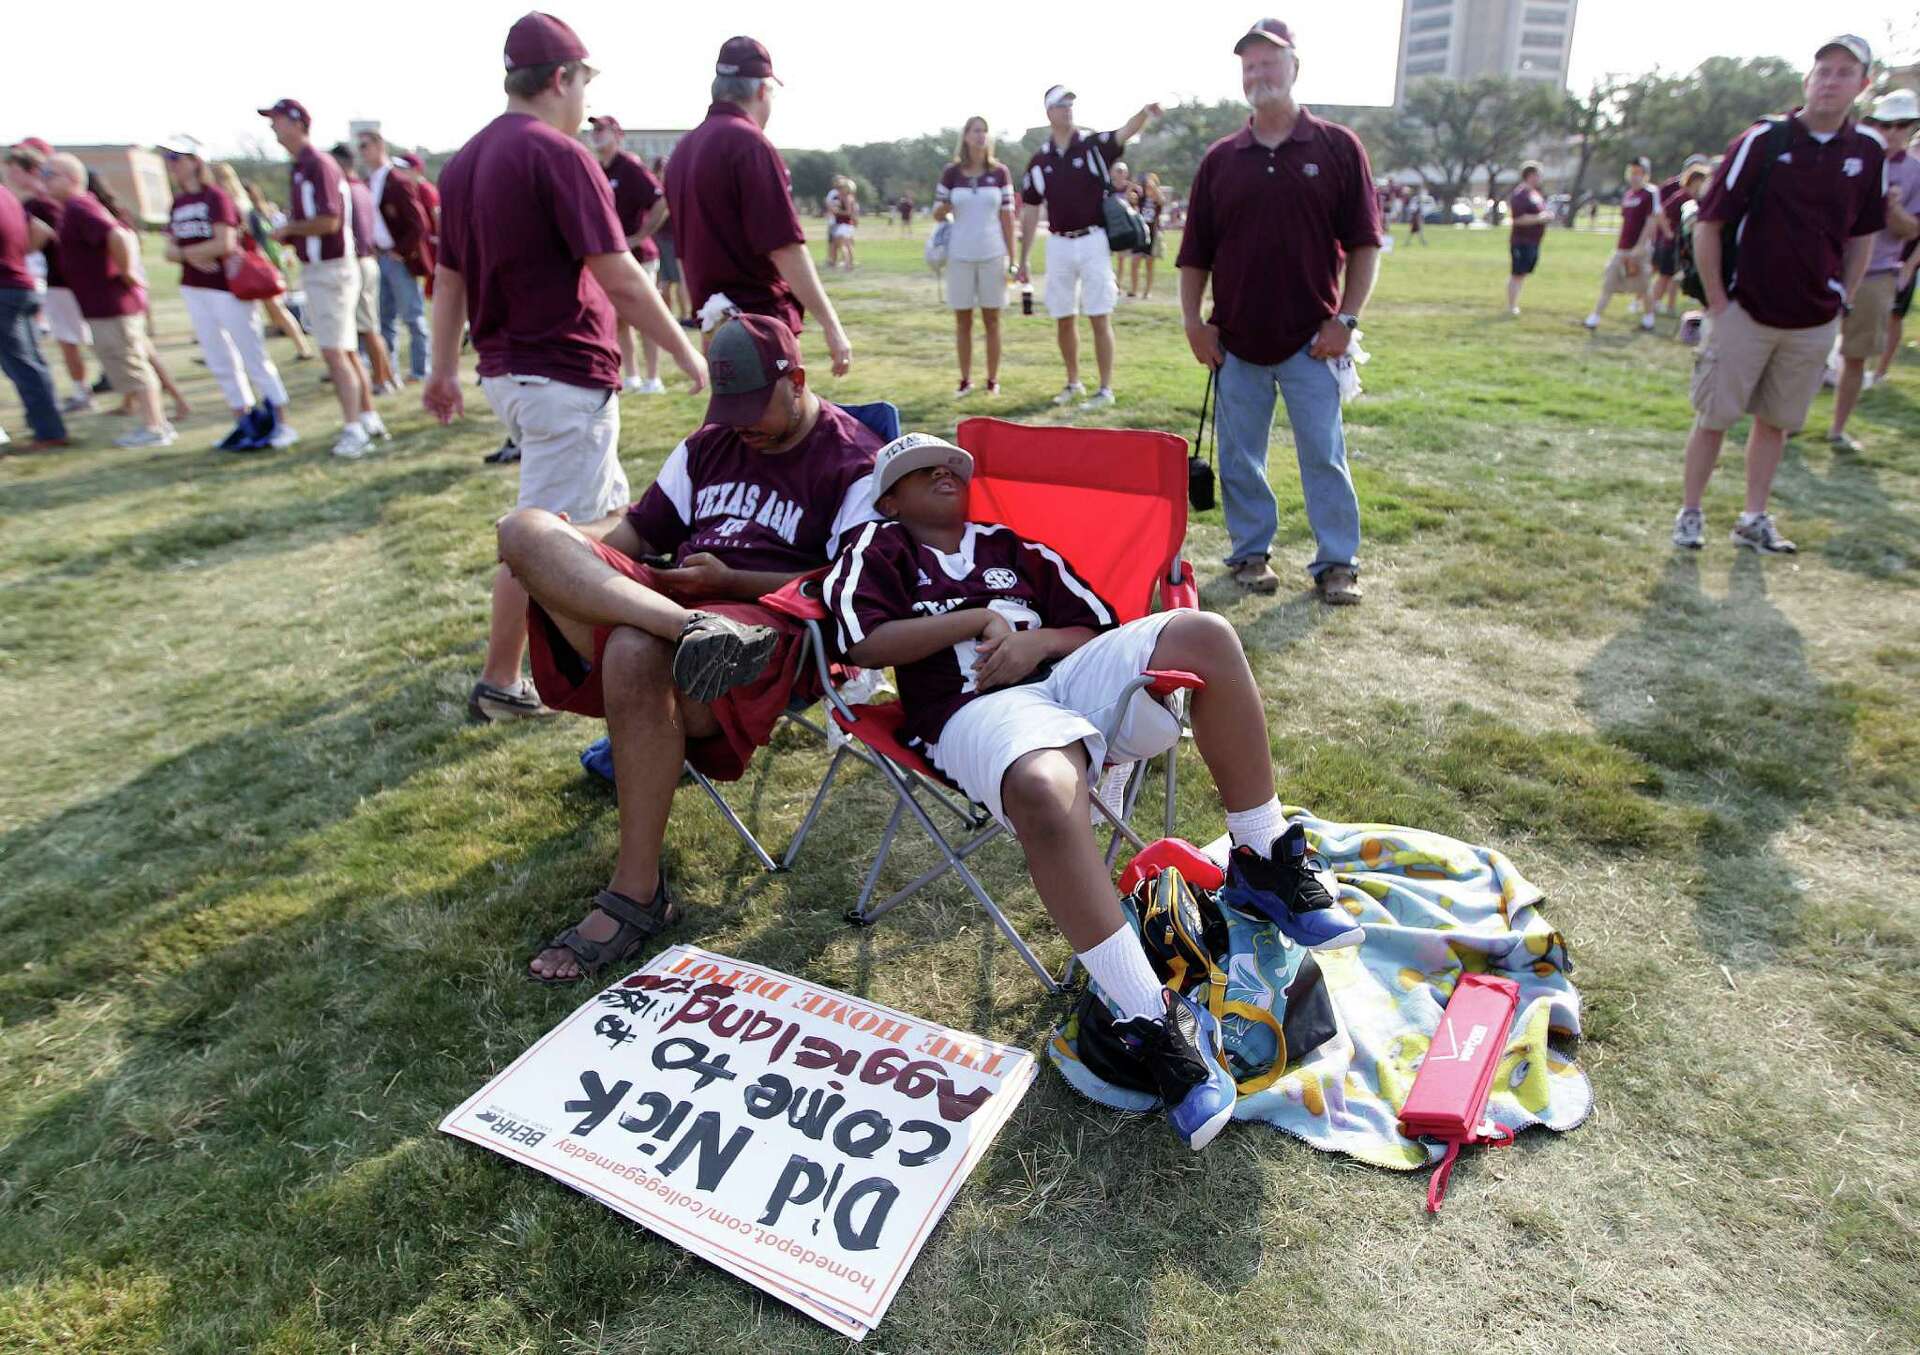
[0,288,66,442]
[377,254,429,380]
[1215,345,1361,578]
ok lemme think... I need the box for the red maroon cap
[397,152,424,169]
[588,115,623,135]
[505,12,589,71]
[1234,18,1296,53]
[18,137,54,156]
[716,36,780,83]
[257,99,312,127]
[704,313,802,426]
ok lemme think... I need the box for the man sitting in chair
[822,432,1360,1151]
[497,313,881,983]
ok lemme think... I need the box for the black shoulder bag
[1087,141,1150,254]
[1189,366,1217,512]
[1683,116,1789,304]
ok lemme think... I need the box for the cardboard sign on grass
[440,945,1037,1340]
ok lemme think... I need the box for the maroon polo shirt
[1509,185,1546,246]
[57,191,145,319]
[24,197,63,287]
[439,113,628,390]
[0,189,33,291]
[602,149,662,264]
[345,177,377,259]
[1656,176,1688,234]
[169,185,241,291]
[1699,111,1887,330]
[1616,182,1658,249]
[664,103,807,333]
[1175,110,1383,367]
[288,143,350,264]
[1020,128,1124,235]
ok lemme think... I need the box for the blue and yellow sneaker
[1112,988,1237,1151]
[1221,822,1364,951]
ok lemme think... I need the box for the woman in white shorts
[824,178,859,270]
[933,117,1015,399]
[160,139,296,451]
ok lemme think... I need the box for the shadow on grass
[1774,439,1920,584]
[1579,552,1851,965]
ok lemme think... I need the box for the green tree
[1611,57,1805,178]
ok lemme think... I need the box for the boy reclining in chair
[822,433,1361,1151]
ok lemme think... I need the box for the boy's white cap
[871,432,974,503]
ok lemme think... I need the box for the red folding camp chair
[773,417,1200,990]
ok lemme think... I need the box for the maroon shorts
[525,539,816,782]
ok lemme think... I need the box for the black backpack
[1681,117,1790,304]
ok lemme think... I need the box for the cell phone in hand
[637,553,675,569]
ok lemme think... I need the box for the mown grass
[2,221,1918,1353]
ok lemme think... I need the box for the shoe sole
[1184,1095,1235,1151]
[1730,537,1795,555]
[468,694,547,723]
[673,625,779,704]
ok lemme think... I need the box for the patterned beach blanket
[1049,809,1591,1169]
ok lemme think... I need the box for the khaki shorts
[303,256,360,351]
[946,256,1009,310]
[1840,272,1896,361]
[480,373,630,523]
[90,312,158,397]
[1602,248,1653,296]
[1690,301,1837,433]
[354,257,379,335]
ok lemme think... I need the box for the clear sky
[13,2,1917,159]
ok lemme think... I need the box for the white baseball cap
[871,433,974,504]
[1043,84,1076,110]
[1870,88,1920,124]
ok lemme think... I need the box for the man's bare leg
[496,508,690,638]
[1682,424,1727,512]
[1055,317,1080,388]
[1090,314,1115,391]
[362,330,396,389]
[481,564,531,690]
[322,346,368,423]
[528,626,719,980]
[1743,420,1787,515]
[1828,358,1866,440]
[617,322,638,384]
[1875,313,1903,382]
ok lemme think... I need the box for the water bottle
[1020,281,1034,316]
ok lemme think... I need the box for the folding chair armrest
[1144,668,1206,699]
[760,568,832,623]
[1161,560,1198,613]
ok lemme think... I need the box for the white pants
[1044,230,1117,318]
[183,286,289,411]
[929,613,1182,829]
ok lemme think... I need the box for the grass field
[2,220,1918,1354]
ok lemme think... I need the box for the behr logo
[982,567,1018,590]
[476,1111,548,1147]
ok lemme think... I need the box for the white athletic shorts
[302,256,360,351]
[42,287,91,346]
[481,373,630,523]
[1043,229,1117,319]
[928,612,1182,830]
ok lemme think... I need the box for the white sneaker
[635,377,665,395]
[1861,370,1877,391]
[269,422,300,449]
[332,424,372,459]
[359,410,391,441]
[59,393,95,414]
[1730,512,1796,555]
[1671,507,1704,550]
[623,375,647,393]
[1051,382,1087,406]
[1508,306,1521,317]
[373,379,404,397]
[1640,313,1657,331]
[1582,314,1600,330]
[114,423,176,448]
[1079,387,1115,410]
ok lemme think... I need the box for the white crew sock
[1226,797,1289,856]
[1077,924,1166,1023]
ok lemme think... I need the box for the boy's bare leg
[1145,610,1275,811]
[1000,743,1125,951]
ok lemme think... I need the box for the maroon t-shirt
[439,113,629,390]
[168,185,241,291]
[1021,128,1124,235]
[823,520,1115,754]
[1509,185,1546,245]
[625,400,882,574]
[289,143,350,264]
[1616,183,1659,249]
[665,103,808,333]
[1699,112,1888,330]
[1175,111,1383,367]
[24,197,63,288]
[346,177,377,258]
[1656,176,1688,233]
[602,150,662,264]
[0,189,33,291]
[57,192,144,319]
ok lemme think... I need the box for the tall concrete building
[1395,0,1580,104]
